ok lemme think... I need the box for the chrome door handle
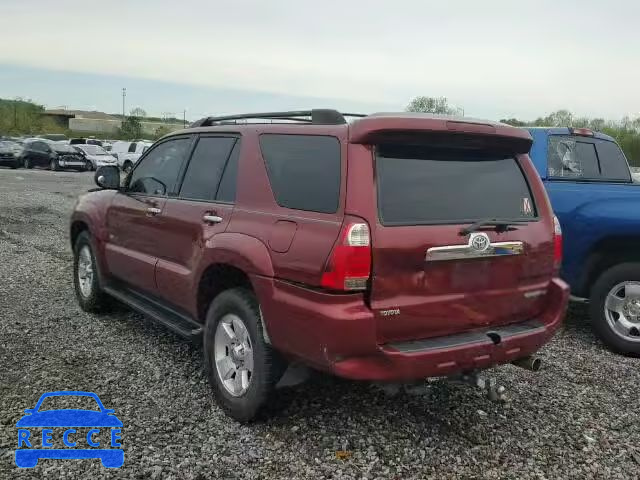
[203,214,223,224]
[146,207,161,215]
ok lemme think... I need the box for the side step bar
[104,285,202,339]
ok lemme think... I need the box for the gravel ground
[0,167,639,479]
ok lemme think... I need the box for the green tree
[119,116,143,139]
[153,125,171,140]
[499,118,527,127]
[406,96,456,115]
[130,107,147,118]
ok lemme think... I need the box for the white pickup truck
[110,141,152,173]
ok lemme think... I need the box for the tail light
[553,215,563,273]
[321,220,371,291]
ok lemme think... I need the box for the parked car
[527,127,640,355]
[73,144,117,170]
[71,110,568,422]
[110,140,152,173]
[22,139,87,171]
[0,140,24,169]
[69,137,104,147]
[39,133,67,142]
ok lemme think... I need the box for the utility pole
[183,109,186,128]
[122,88,126,123]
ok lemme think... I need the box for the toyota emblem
[468,232,491,252]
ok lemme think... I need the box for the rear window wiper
[460,219,530,236]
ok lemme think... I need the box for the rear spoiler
[349,114,533,154]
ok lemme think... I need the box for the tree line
[407,96,640,166]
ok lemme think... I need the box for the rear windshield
[375,145,537,225]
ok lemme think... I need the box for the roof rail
[190,109,366,128]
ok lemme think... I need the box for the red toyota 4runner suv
[71,110,569,422]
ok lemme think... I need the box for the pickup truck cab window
[547,135,631,182]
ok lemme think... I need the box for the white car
[74,144,118,171]
[110,140,152,173]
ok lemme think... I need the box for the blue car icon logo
[15,391,123,468]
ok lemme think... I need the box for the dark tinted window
[260,134,340,213]
[548,136,599,178]
[217,141,241,203]
[180,136,236,201]
[597,140,631,181]
[129,138,190,196]
[376,145,536,225]
[128,142,137,153]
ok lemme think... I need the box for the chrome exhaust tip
[511,355,542,372]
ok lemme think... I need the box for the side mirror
[95,165,120,190]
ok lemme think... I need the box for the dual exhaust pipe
[511,355,542,371]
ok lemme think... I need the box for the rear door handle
[146,207,161,216]
[203,214,223,224]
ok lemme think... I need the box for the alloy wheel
[77,246,94,298]
[214,314,254,396]
[604,281,640,342]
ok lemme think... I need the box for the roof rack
[190,109,366,128]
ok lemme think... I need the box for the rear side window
[547,135,631,181]
[128,142,137,153]
[180,136,236,201]
[216,141,241,203]
[597,140,631,181]
[260,134,340,213]
[376,145,536,225]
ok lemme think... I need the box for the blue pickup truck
[527,127,640,355]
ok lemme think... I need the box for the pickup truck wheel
[73,231,111,313]
[203,288,285,423]
[590,263,640,356]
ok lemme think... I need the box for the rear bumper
[256,276,569,382]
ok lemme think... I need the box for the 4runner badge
[468,232,490,252]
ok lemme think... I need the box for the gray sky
[2,0,639,120]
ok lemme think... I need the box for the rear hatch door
[371,142,554,344]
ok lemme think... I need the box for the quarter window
[259,134,341,213]
[128,138,190,196]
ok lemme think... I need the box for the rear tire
[23,157,33,169]
[203,288,285,423]
[73,231,111,313]
[589,263,640,356]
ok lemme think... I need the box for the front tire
[50,158,60,171]
[85,160,95,171]
[73,231,110,313]
[23,157,33,169]
[203,288,285,423]
[589,263,640,356]
[122,161,133,174]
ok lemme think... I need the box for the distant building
[42,109,184,135]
